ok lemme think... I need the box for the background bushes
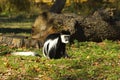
[0,0,120,18]
[0,0,35,16]
[64,0,120,17]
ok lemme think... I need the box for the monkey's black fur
[43,31,70,59]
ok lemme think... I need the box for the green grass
[0,15,36,36]
[0,22,32,29]
[0,16,120,80]
[0,40,120,80]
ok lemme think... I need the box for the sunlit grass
[0,40,120,79]
[0,22,32,29]
[0,19,33,36]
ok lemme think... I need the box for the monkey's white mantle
[11,52,40,56]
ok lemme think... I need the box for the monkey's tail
[11,52,40,57]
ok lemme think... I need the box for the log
[0,35,42,49]
[31,8,120,44]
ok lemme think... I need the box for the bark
[31,8,120,44]
[0,35,42,49]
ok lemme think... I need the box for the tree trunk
[31,8,120,44]
[50,0,66,13]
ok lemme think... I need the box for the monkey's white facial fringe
[60,35,70,43]
[11,52,39,56]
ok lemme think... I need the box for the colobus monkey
[43,30,70,59]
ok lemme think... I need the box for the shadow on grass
[0,28,31,34]
[0,14,38,23]
[0,15,37,34]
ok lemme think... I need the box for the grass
[0,40,120,80]
[0,14,36,36]
[0,16,120,80]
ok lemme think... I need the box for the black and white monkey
[43,30,70,59]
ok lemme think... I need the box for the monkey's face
[60,35,70,43]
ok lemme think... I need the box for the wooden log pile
[0,35,42,49]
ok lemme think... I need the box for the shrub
[0,0,35,16]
